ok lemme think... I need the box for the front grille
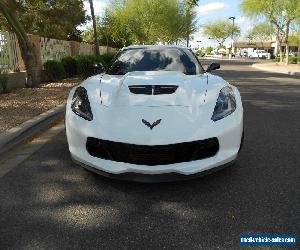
[86,137,219,166]
[128,85,178,95]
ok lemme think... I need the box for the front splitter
[71,156,236,183]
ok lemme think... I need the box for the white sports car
[66,45,243,182]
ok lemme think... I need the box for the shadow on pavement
[0,61,299,249]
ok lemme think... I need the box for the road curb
[252,64,300,76]
[0,103,66,157]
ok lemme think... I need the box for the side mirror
[206,62,220,73]
[92,62,106,74]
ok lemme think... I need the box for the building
[226,38,299,56]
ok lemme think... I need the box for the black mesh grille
[86,137,219,166]
[128,85,178,95]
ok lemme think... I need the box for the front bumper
[72,155,237,182]
[66,117,242,179]
[66,96,243,180]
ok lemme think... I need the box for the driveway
[0,60,299,249]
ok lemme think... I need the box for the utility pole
[229,16,235,60]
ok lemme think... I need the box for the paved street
[0,60,299,249]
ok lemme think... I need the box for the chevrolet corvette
[66,45,243,182]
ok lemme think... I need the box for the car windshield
[107,47,204,75]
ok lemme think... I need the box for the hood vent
[129,85,178,95]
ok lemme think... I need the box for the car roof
[122,45,190,50]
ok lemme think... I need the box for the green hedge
[0,70,8,94]
[44,60,65,81]
[273,56,300,64]
[74,55,102,76]
[101,52,117,67]
[44,52,118,81]
[61,56,77,77]
[289,57,299,64]
[73,53,117,77]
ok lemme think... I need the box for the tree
[83,16,124,48]
[104,0,198,46]
[1,0,86,40]
[181,1,198,47]
[202,20,240,51]
[88,0,100,55]
[241,0,300,64]
[184,0,198,47]
[247,22,275,48]
[205,46,214,54]
[0,0,40,87]
[68,28,84,42]
[104,1,135,46]
[186,0,198,5]
[289,23,300,58]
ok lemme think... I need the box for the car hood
[98,71,209,107]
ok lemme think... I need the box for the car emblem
[142,119,161,130]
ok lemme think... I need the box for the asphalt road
[0,60,299,249]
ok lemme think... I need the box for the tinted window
[107,48,204,75]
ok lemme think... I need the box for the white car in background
[248,50,269,59]
[66,45,244,182]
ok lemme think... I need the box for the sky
[83,0,252,48]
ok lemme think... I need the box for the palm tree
[184,0,198,47]
[186,0,199,6]
[88,0,100,55]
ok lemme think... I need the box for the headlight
[212,86,236,121]
[71,87,93,121]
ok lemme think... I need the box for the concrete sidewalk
[252,62,300,76]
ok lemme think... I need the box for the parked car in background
[289,52,299,57]
[250,50,268,58]
[241,51,248,57]
[248,50,269,59]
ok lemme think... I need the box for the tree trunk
[18,40,41,87]
[298,42,300,61]
[285,21,290,65]
[186,34,189,47]
[0,0,40,87]
[277,36,283,62]
[89,0,100,55]
[274,25,285,63]
[285,43,289,65]
[279,45,283,62]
